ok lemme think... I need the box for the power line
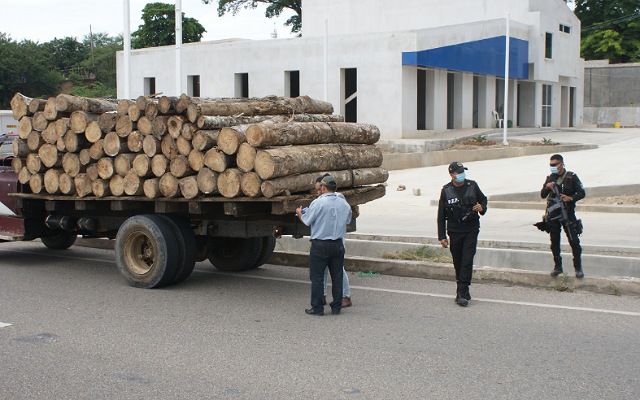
[581,11,640,33]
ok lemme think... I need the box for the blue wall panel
[402,36,529,80]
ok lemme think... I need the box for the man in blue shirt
[296,175,352,316]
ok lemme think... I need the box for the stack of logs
[9,92,388,200]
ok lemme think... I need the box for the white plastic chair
[492,110,504,128]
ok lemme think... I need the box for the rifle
[545,184,582,241]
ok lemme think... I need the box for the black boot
[574,258,584,278]
[550,256,563,277]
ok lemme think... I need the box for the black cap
[448,162,467,174]
[321,175,338,190]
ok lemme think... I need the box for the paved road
[1,241,639,399]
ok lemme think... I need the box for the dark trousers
[448,229,479,295]
[309,240,344,313]
[549,220,582,270]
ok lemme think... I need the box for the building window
[417,69,427,130]
[188,75,200,97]
[144,77,156,95]
[235,73,249,98]
[559,24,571,34]
[285,70,300,98]
[542,84,552,127]
[545,32,553,59]
[342,68,357,123]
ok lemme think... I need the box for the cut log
[64,131,89,153]
[236,142,256,172]
[186,95,333,122]
[247,122,380,147]
[26,131,44,151]
[176,136,192,156]
[132,154,153,178]
[161,135,178,160]
[89,139,105,160]
[85,121,103,143]
[58,173,76,195]
[188,149,204,172]
[56,135,66,152]
[197,115,274,130]
[26,153,43,174]
[217,168,244,198]
[137,116,153,136]
[143,178,161,199]
[159,173,180,198]
[145,102,158,120]
[142,135,161,157]
[92,179,111,198]
[191,130,219,151]
[254,144,383,180]
[152,116,170,138]
[117,99,133,116]
[10,93,32,120]
[82,97,119,114]
[38,143,62,168]
[29,173,44,194]
[74,173,93,197]
[260,167,390,198]
[70,111,97,133]
[18,166,32,185]
[55,94,86,114]
[114,153,137,177]
[62,152,85,177]
[44,96,70,120]
[32,112,48,132]
[151,154,169,177]
[79,149,91,166]
[196,168,219,195]
[41,123,59,144]
[179,176,200,199]
[218,125,249,155]
[204,147,236,172]
[181,122,198,140]
[136,95,157,112]
[28,98,47,115]
[86,164,99,181]
[97,157,115,179]
[176,94,192,113]
[168,115,187,138]
[17,117,33,139]
[11,157,24,174]
[98,111,119,133]
[115,115,135,136]
[127,104,142,122]
[127,130,144,153]
[169,155,193,178]
[123,170,145,196]
[158,96,179,114]
[109,175,125,196]
[103,131,129,156]
[241,172,263,198]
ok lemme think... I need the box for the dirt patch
[579,194,640,206]
[448,139,557,150]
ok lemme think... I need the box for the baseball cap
[320,175,338,189]
[448,162,468,174]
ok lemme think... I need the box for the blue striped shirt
[301,193,352,240]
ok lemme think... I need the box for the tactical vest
[443,182,478,223]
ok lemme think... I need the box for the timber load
[10,92,388,202]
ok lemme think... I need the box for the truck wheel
[158,214,197,285]
[207,237,263,272]
[251,236,277,269]
[41,231,77,250]
[115,215,179,288]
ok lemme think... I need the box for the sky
[1,0,298,43]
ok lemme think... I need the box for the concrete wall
[583,61,640,126]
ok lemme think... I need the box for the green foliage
[381,246,453,263]
[574,0,640,63]
[43,36,89,72]
[472,135,487,143]
[132,2,206,49]
[541,138,554,144]
[204,0,302,34]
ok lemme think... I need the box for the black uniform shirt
[437,179,488,240]
[540,171,585,216]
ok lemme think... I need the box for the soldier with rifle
[538,154,585,278]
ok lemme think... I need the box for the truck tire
[115,215,179,288]
[158,214,197,285]
[251,236,277,269]
[41,231,77,250]
[207,237,263,272]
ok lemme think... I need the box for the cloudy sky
[2,0,297,43]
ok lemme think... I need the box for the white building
[116,0,583,139]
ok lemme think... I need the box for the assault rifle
[534,184,582,241]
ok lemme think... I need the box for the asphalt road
[1,241,639,400]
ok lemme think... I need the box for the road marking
[2,247,639,317]
[0,322,12,328]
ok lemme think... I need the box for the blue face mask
[455,172,466,183]
[550,167,559,174]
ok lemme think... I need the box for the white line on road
[2,248,639,317]
[0,322,12,328]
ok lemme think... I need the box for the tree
[132,2,206,49]
[203,0,302,34]
[574,0,640,63]
[43,36,89,74]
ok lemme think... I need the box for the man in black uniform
[541,154,585,278]
[438,162,488,307]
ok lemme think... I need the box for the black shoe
[305,308,323,316]
[550,269,563,277]
[455,296,468,307]
[331,309,341,315]
[463,291,471,301]
[575,269,584,279]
